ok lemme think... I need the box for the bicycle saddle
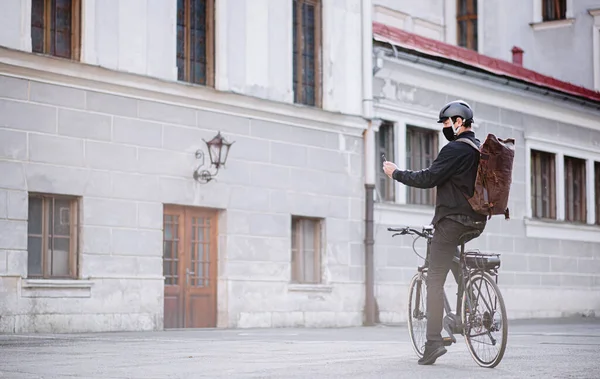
[458,230,482,245]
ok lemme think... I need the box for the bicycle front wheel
[407,272,427,358]
[461,271,508,368]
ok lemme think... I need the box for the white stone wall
[371,55,600,324]
[477,0,596,90]
[0,43,367,332]
[0,0,363,115]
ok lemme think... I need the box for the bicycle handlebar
[387,226,432,239]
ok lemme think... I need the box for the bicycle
[388,224,508,368]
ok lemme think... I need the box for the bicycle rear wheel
[407,272,427,358]
[461,272,508,368]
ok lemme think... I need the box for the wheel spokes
[464,275,506,366]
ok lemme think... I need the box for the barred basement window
[457,0,478,51]
[406,126,438,206]
[542,0,566,21]
[291,216,322,284]
[530,150,556,220]
[31,0,81,60]
[27,194,79,279]
[177,0,215,86]
[376,122,395,202]
[293,0,322,107]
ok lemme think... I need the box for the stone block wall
[0,73,366,333]
[372,77,600,323]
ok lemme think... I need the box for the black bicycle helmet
[437,100,474,123]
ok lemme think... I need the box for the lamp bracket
[193,149,219,184]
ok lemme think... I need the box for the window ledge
[530,18,576,31]
[524,218,600,242]
[288,284,333,293]
[21,279,94,298]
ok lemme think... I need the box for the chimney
[512,46,524,66]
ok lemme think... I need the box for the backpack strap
[456,138,479,152]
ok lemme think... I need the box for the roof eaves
[372,22,600,105]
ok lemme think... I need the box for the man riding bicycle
[382,100,487,365]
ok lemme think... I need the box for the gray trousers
[426,217,482,344]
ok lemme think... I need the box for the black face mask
[443,127,456,142]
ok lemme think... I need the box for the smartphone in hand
[381,154,387,162]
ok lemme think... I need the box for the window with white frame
[27,194,80,279]
[291,216,322,284]
[456,0,478,51]
[542,0,566,21]
[527,139,598,227]
[531,0,574,28]
[531,149,556,220]
[406,126,438,206]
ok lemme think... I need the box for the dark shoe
[418,342,447,365]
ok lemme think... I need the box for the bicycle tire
[461,271,508,368]
[407,272,427,358]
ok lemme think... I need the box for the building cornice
[0,46,367,136]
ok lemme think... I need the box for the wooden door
[163,205,218,328]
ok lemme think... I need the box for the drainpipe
[361,0,376,327]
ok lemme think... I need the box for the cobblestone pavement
[1,317,599,378]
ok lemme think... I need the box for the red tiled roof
[372,22,600,103]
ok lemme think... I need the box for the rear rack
[462,250,501,272]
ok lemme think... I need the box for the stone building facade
[0,0,369,333]
[0,0,599,334]
[371,22,600,322]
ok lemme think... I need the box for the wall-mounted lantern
[193,131,235,183]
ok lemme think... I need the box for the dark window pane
[178,0,208,85]
[595,162,600,225]
[564,156,586,223]
[31,0,45,53]
[53,0,72,58]
[28,236,43,277]
[177,0,186,81]
[293,1,298,103]
[472,20,478,50]
[407,127,438,205]
[531,150,556,219]
[458,0,468,15]
[302,3,316,106]
[28,197,43,235]
[293,0,319,106]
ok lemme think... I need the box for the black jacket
[392,130,487,226]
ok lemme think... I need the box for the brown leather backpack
[457,134,516,220]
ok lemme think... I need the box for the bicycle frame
[392,224,507,368]
[391,225,498,339]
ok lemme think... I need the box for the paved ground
[1,317,599,379]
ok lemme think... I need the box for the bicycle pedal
[442,336,454,346]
